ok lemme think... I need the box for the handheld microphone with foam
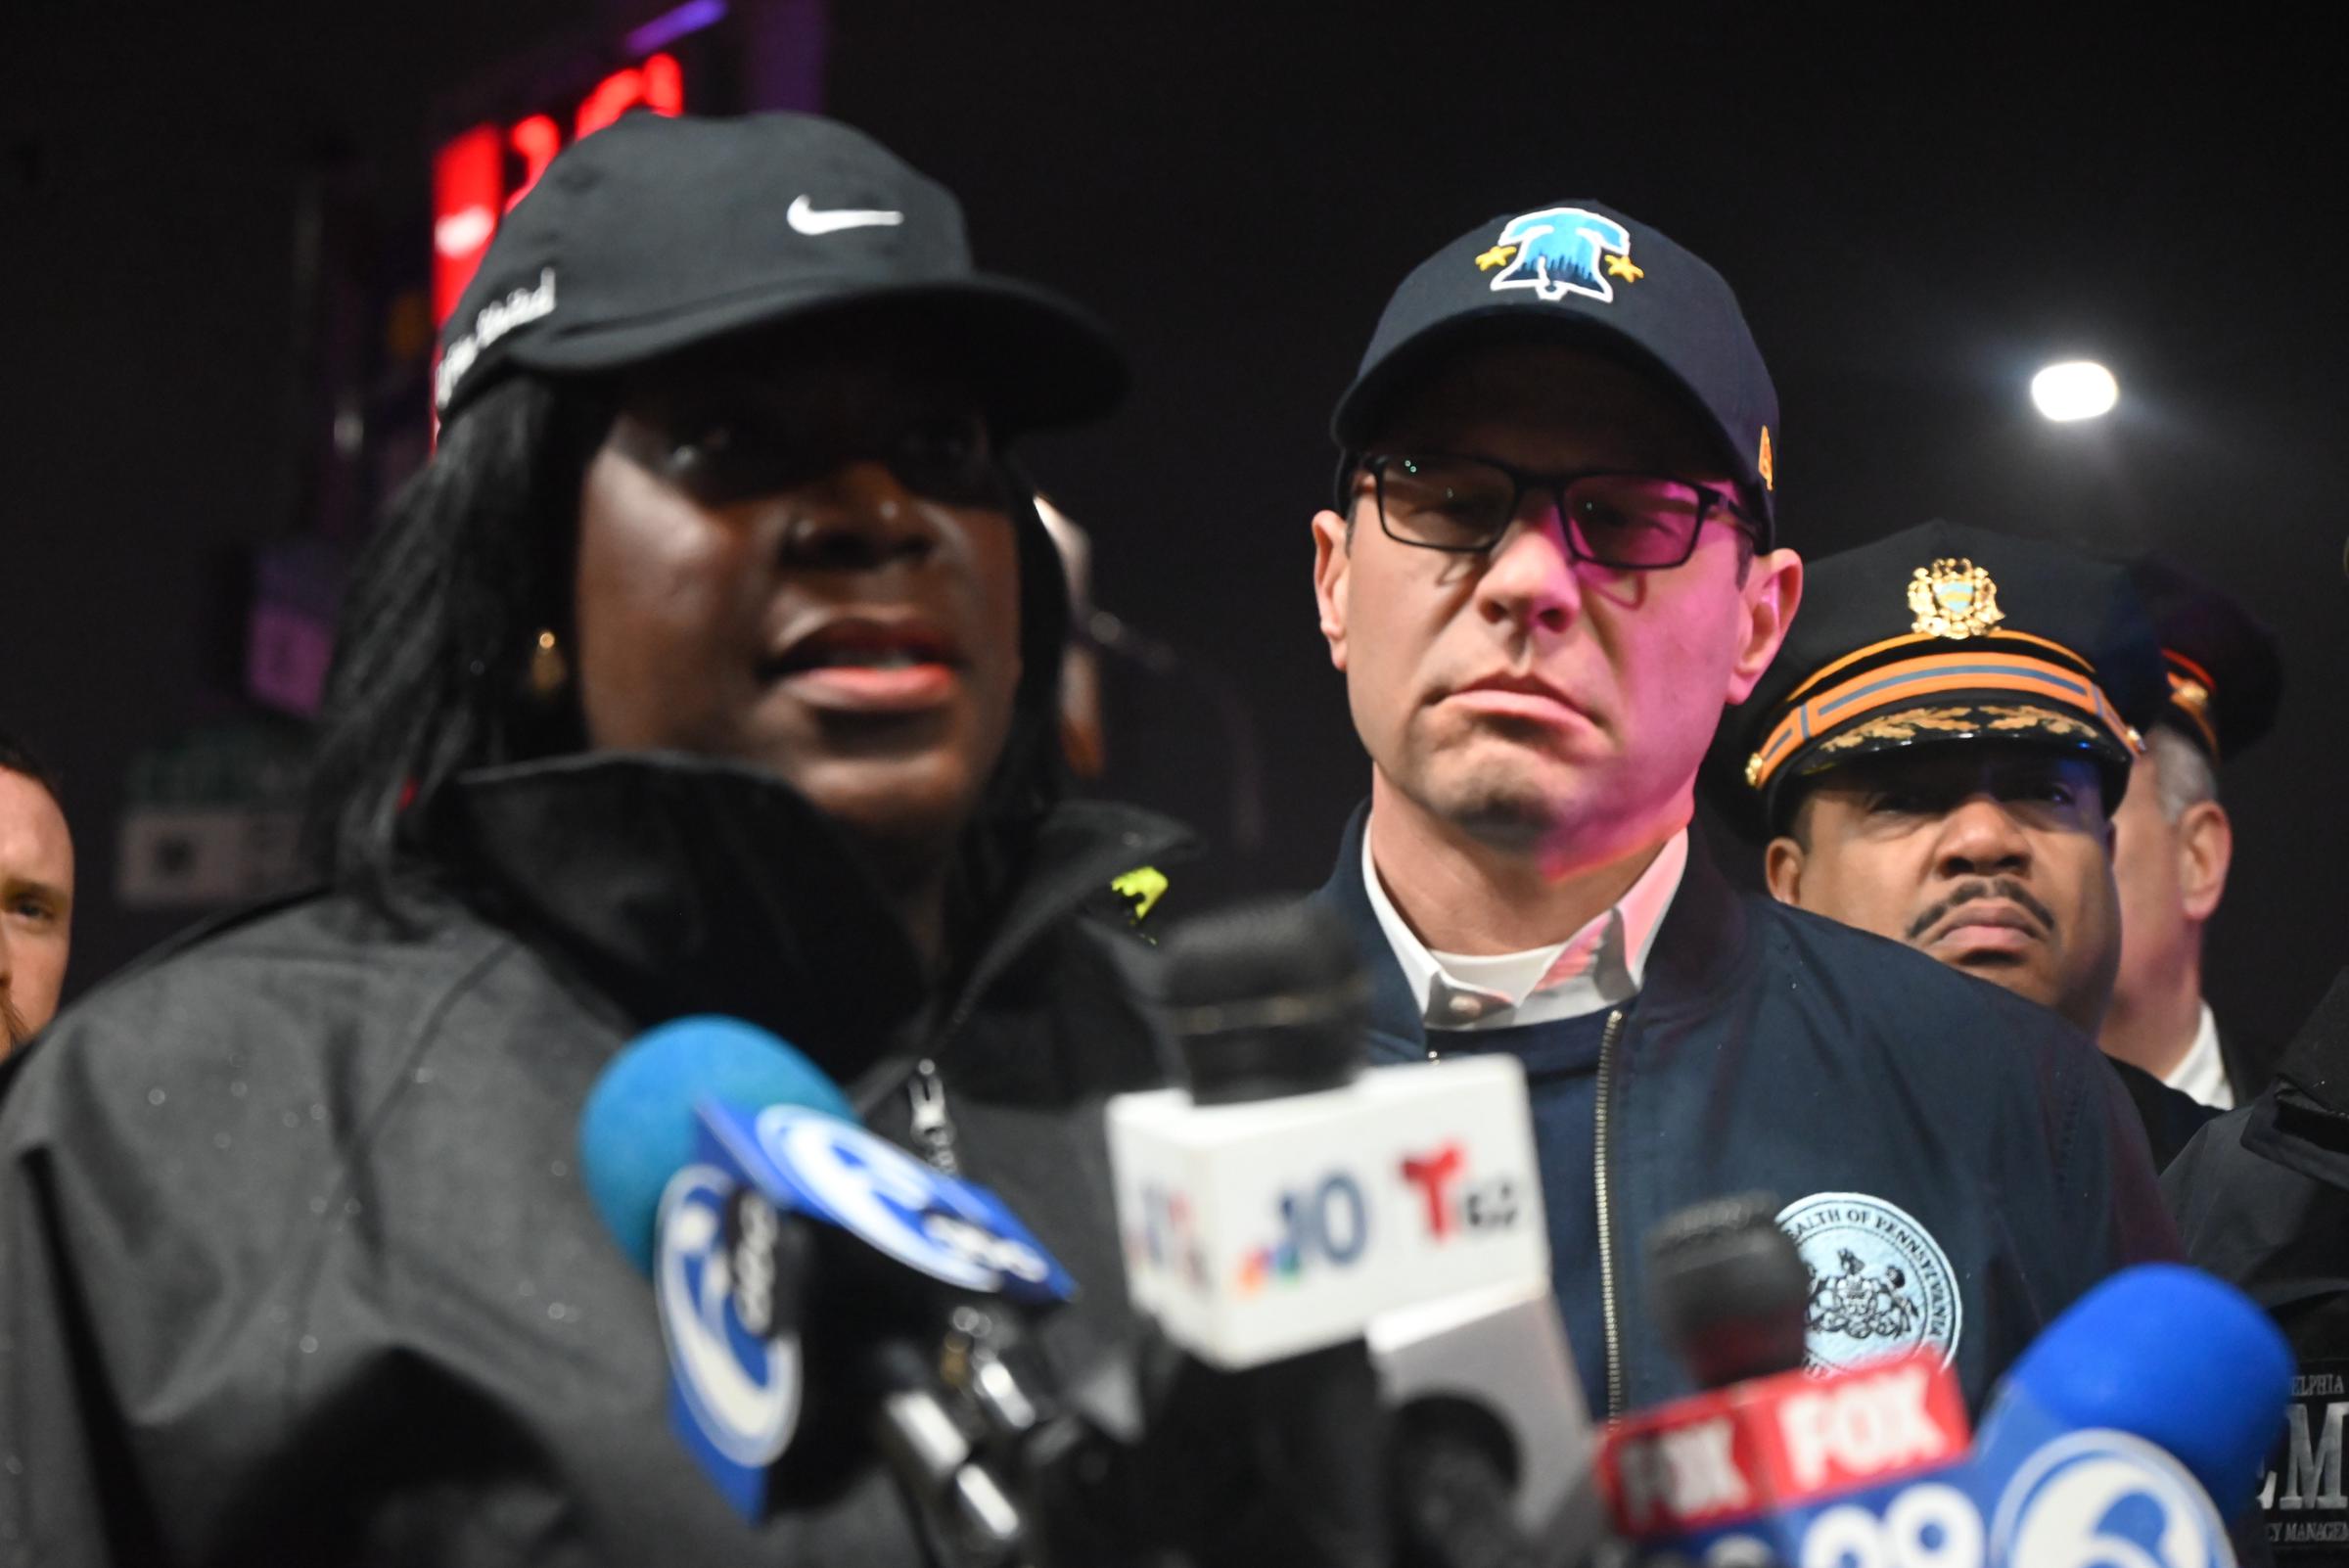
[1645,1192,1812,1392]
[1601,1194,2293,1568]
[1110,899,1608,1568]
[577,1016,1082,1563]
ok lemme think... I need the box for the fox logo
[1480,208,1639,303]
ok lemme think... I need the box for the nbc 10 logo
[1130,1182,1212,1290]
[1235,1172,1369,1294]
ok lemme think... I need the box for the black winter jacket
[2168,969,2349,1560]
[1314,806,2182,1419]
[0,754,1193,1567]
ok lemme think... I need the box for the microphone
[578,1014,853,1274]
[1600,1196,2292,1568]
[1968,1263,2294,1545]
[577,1016,1081,1562]
[1645,1192,1812,1390]
[1108,900,1608,1568]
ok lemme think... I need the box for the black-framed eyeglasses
[1358,452,1750,569]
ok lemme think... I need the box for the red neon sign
[432,53,686,325]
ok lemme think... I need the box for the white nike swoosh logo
[787,195,906,236]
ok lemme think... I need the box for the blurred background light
[2031,359,2120,422]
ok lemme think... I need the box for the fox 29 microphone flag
[1596,1263,2292,1568]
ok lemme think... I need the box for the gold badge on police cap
[1908,558,2004,640]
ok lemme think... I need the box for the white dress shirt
[2162,1001,2235,1111]
[1362,825,1689,1033]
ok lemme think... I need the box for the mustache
[2,994,26,1050]
[1906,877,2057,943]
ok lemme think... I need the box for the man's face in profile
[0,767,73,1050]
[1764,748,2121,1033]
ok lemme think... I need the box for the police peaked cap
[2124,555,2284,763]
[1716,522,2171,834]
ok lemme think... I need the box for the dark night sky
[8,4,2344,1059]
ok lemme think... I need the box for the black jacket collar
[438,752,1193,1078]
[1311,800,1755,1056]
[2246,967,2349,1192]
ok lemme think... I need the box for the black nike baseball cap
[1330,202,1779,540]
[434,111,1126,432]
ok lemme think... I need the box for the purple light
[623,0,727,57]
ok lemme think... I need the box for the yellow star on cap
[1603,254,1644,282]
[1474,244,1518,271]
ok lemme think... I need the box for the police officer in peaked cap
[2103,555,2285,1111]
[1723,521,2218,1168]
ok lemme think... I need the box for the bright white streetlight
[2031,360,2119,422]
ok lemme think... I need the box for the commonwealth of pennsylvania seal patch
[1775,1192,1961,1372]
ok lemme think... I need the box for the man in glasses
[1305,204,2175,1418]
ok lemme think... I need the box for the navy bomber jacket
[1313,806,2181,1420]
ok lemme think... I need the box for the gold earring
[528,628,569,697]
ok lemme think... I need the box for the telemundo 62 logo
[1989,1430,2234,1568]
[656,1163,802,1468]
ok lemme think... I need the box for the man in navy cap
[2102,557,2284,1109]
[1306,205,2176,1420]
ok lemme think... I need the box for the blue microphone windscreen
[1999,1262,2291,1507]
[577,1015,855,1275]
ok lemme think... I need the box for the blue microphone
[576,1016,1078,1550]
[578,1015,853,1275]
[1971,1262,2294,1534]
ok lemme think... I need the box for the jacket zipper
[907,1058,958,1175]
[1593,1006,1628,1418]
[907,991,985,1176]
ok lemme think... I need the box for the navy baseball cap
[1329,202,1780,539]
[435,112,1126,431]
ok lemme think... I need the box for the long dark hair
[305,371,1070,922]
[304,375,607,911]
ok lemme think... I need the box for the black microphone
[1643,1190,1810,1391]
[1147,899,1394,1568]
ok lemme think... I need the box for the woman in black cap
[0,112,1193,1564]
